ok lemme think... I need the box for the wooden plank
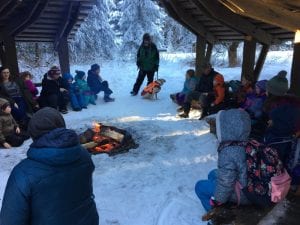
[290,31,300,96]
[57,36,70,75]
[219,0,300,31]
[53,2,74,49]
[195,35,207,76]
[168,0,217,43]
[192,0,277,44]
[0,0,22,20]
[253,44,269,81]
[241,37,256,81]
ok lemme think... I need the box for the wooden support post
[205,43,213,63]
[253,44,269,82]
[290,31,300,97]
[241,37,256,82]
[195,36,207,76]
[57,37,70,75]
[0,34,19,77]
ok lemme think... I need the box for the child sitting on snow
[20,71,39,100]
[0,98,29,149]
[62,73,87,111]
[74,70,96,106]
[170,69,198,106]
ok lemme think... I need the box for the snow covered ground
[0,51,292,225]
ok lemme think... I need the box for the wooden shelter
[0,0,96,76]
[161,0,300,96]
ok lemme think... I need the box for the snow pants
[195,169,217,212]
[4,131,30,147]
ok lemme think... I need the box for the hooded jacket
[137,43,159,72]
[0,98,18,144]
[215,109,251,204]
[0,128,99,225]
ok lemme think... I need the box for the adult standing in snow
[87,64,114,102]
[130,33,160,96]
[0,107,99,225]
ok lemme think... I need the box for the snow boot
[130,91,137,96]
[178,112,189,118]
[104,96,115,102]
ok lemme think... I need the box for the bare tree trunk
[34,43,40,67]
[228,41,240,67]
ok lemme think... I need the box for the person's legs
[101,81,114,101]
[195,169,217,212]
[180,91,202,117]
[11,97,27,122]
[132,70,147,94]
[58,92,68,113]
[45,94,59,109]
[146,71,155,85]
[5,133,25,147]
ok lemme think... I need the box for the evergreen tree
[70,0,116,63]
[118,0,164,55]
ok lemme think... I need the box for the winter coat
[242,93,267,119]
[196,69,219,93]
[75,76,96,105]
[24,80,39,99]
[62,74,86,110]
[87,70,103,94]
[0,128,99,225]
[0,78,37,113]
[213,74,225,105]
[40,74,68,98]
[215,109,251,204]
[181,76,198,95]
[137,43,159,72]
[0,98,18,144]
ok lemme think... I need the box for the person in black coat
[0,107,99,225]
[39,66,69,114]
[87,64,114,102]
[179,62,220,118]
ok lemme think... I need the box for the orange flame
[93,122,101,133]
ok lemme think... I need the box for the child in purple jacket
[20,71,39,100]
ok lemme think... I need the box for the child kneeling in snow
[74,70,96,106]
[62,73,87,111]
[0,107,99,225]
[0,98,29,149]
[170,69,198,106]
[195,109,251,212]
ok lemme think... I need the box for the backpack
[219,140,291,205]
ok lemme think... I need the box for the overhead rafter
[192,0,278,45]
[218,0,300,31]
[167,0,218,43]
[54,2,81,50]
[0,0,22,21]
[8,0,49,37]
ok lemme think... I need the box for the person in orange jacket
[200,74,225,120]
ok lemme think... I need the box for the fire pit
[79,123,138,156]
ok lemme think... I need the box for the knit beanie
[255,80,267,92]
[75,70,86,80]
[143,33,151,41]
[266,70,289,96]
[91,64,100,72]
[28,107,66,140]
[48,66,61,78]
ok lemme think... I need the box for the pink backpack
[271,169,291,203]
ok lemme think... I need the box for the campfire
[80,123,138,156]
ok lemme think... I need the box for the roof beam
[8,0,49,36]
[54,2,81,50]
[192,0,278,45]
[167,0,217,43]
[0,0,22,20]
[218,0,300,31]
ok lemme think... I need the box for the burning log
[79,123,138,156]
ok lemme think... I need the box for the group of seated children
[0,64,114,149]
[193,71,300,222]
